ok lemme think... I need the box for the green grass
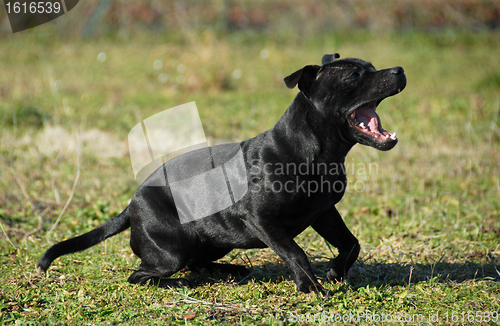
[1,28,499,324]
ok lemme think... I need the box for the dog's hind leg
[127,210,193,289]
[127,239,191,288]
[312,206,360,282]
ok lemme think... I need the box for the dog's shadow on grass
[345,260,500,287]
[186,259,499,289]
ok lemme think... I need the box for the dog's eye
[349,72,360,79]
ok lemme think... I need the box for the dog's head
[284,54,406,151]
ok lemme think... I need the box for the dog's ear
[284,65,321,96]
[321,53,340,65]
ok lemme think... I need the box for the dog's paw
[297,281,331,296]
[326,268,344,283]
[314,285,332,297]
[128,271,191,289]
[158,278,191,289]
[326,259,349,283]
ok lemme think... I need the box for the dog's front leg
[244,218,329,296]
[311,206,360,282]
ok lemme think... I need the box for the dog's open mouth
[349,101,397,142]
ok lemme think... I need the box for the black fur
[39,54,406,295]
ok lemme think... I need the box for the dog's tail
[37,206,131,273]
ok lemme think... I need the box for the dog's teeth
[359,122,366,129]
[397,88,401,93]
[390,132,397,140]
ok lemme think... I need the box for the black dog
[39,54,406,295]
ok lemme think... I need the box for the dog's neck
[271,92,355,164]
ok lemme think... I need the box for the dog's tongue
[355,108,379,132]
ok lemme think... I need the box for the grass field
[1,28,500,324]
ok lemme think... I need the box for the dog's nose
[390,67,404,75]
